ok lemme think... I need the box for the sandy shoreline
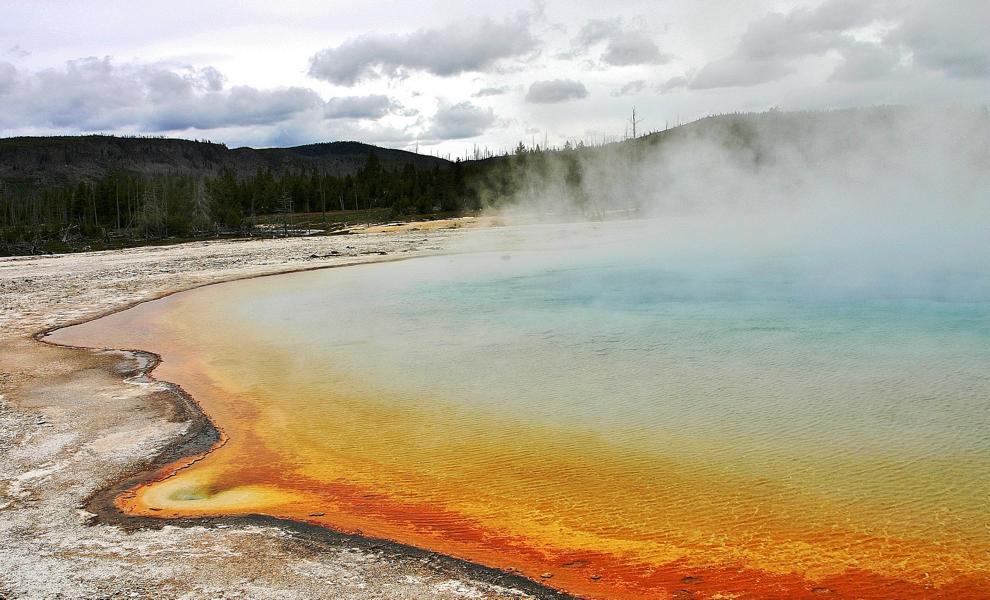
[0,224,570,599]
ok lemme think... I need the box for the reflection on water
[52,239,990,599]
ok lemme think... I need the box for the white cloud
[602,31,668,66]
[611,80,647,97]
[324,95,394,119]
[568,18,670,66]
[657,75,688,93]
[0,62,17,94]
[0,57,417,146]
[690,57,793,90]
[892,0,990,79]
[1,0,988,153]
[425,101,496,139]
[830,41,901,83]
[307,12,538,85]
[689,0,887,89]
[191,66,225,92]
[473,86,511,97]
[525,79,588,103]
[689,0,990,90]
[5,45,30,59]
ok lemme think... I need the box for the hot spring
[50,222,990,599]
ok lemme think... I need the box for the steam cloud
[469,107,990,302]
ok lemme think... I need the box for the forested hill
[0,135,448,185]
[2,106,985,255]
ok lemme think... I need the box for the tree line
[0,136,628,254]
[0,152,490,253]
[4,107,921,254]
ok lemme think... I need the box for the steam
[468,107,990,301]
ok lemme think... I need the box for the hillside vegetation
[0,136,445,184]
[2,106,985,255]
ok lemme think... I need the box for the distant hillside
[3,106,985,256]
[0,135,449,186]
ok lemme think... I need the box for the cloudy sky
[1,0,987,154]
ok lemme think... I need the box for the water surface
[52,235,990,599]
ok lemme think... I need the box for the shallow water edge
[34,255,576,600]
[36,246,990,600]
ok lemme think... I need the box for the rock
[539,572,553,579]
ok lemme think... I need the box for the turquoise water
[54,225,990,595]
[246,247,990,450]
[228,244,990,527]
